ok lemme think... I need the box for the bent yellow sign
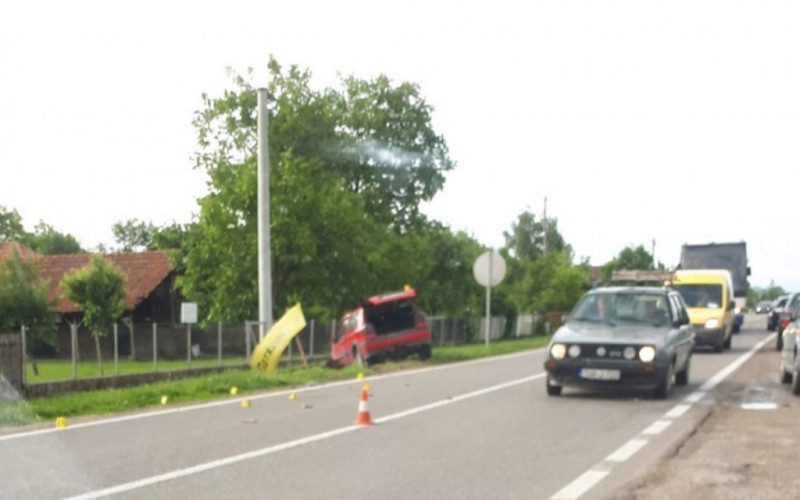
[249,303,307,374]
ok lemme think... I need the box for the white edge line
[551,470,610,500]
[699,334,775,392]
[664,404,691,419]
[605,439,648,463]
[1,347,546,442]
[683,391,706,404]
[62,373,543,500]
[642,420,671,435]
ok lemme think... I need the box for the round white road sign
[473,250,506,287]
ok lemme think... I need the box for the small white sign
[473,250,507,287]
[181,302,198,324]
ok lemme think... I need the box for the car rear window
[364,299,417,335]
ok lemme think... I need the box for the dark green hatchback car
[544,287,695,399]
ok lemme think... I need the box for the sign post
[473,250,507,347]
[181,302,198,367]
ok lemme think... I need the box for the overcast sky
[1,1,798,290]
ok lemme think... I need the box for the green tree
[0,248,55,351]
[0,206,25,243]
[61,256,126,375]
[23,222,83,255]
[503,210,567,260]
[181,59,456,323]
[601,245,658,279]
[112,219,157,252]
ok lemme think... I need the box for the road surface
[1,315,774,500]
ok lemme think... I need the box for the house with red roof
[0,242,179,325]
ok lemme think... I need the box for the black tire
[777,335,784,352]
[723,334,732,350]
[781,365,793,384]
[676,356,690,386]
[546,376,562,396]
[713,343,724,353]
[418,344,432,361]
[792,364,800,395]
[354,347,370,367]
[654,362,675,399]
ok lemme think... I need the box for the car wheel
[792,363,800,395]
[723,334,731,350]
[654,362,675,399]
[546,376,562,396]
[675,356,690,386]
[777,335,784,351]
[417,344,432,361]
[354,347,369,367]
[781,364,793,384]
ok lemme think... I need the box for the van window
[673,284,723,309]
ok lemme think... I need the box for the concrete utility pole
[651,239,656,269]
[542,196,548,255]
[257,88,273,338]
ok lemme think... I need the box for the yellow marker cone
[55,417,67,428]
[160,396,169,405]
[241,398,250,408]
[230,387,239,396]
[289,391,297,401]
[356,372,365,380]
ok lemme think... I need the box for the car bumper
[693,327,725,347]
[544,358,669,391]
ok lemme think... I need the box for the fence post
[71,323,78,380]
[113,323,119,376]
[245,322,250,364]
[153,322,158,373]
[218,322,222,368]
[309,320,315,359]
[20,326,27,386]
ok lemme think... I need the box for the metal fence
[20,313,554,384]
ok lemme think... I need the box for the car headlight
[550,343,566,360]
[639,346,657,363]
[734,307,741,314]
[568,345,581,358]
[623,346,636,360]
[705,318,719,329]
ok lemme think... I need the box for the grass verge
[5,335,549,427]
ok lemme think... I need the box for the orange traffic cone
[353,386,373,426]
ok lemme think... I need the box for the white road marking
[605,439,648,463]
[683,391,706,404]
[550,470,610,500]
[664,404,691,419]
[1,348,545,443]
[60,373,544,499]
[741,402,778,410]
[699,334,775,392]
[642,420,671,435]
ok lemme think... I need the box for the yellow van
[669,269,734,352]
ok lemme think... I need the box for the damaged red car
[330,288,432,366]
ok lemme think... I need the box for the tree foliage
[601,245,659,279]
[0,206,26,243]
[61,255,126,375]
[0,249,55,351]
[23,222,83,255]
[112,219,157,252]
[180,59,461,323]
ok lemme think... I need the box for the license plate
[580,368,621,380]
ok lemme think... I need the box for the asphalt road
[1,315,773,500]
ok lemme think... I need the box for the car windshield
[672,284,723,309]
[570,291,670,326]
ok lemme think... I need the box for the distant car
[776,293,800,351]
[329,288,432,367]
[779,318,800,394]
[756,301,773,314]
[544,287,695,399]
[768,295,790,332]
